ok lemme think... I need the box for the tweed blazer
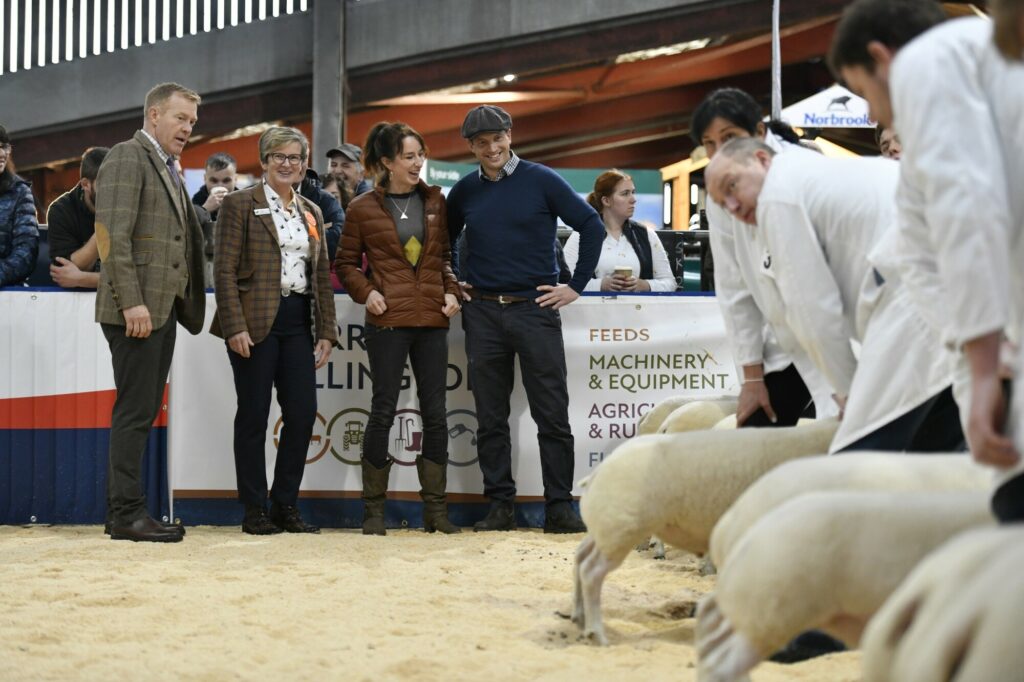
[210,183,338,345]
[94,131,206,333]
[337,182,459,328]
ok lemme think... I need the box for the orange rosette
[303,211,319,241]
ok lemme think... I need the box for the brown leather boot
[361,457,393,536]
[416,457,461,534]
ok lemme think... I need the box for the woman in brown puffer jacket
[337,121,462,536]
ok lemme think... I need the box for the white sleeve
[646,228,677,292]
[562,229,601,292]
[760,200,857,395]
[892,38,1011,347]
[707,201,765,366]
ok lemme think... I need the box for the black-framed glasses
[268,152,305,166]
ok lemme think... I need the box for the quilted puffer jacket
[0,173,40,286]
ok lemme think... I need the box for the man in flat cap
[326,142,372,197]
[447,104,604,534]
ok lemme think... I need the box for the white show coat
[890,17,1024,482]
[709,131,836,417]
[754,151,952,452]
[563,226,677,292]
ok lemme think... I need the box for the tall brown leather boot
[361,457,393,536]
[416,457,461,534]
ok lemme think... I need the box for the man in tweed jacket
[94,83,205,543]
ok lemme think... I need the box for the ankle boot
[416,457,461,534]
[361,457,393,536]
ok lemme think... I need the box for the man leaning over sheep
[703,136,962,454]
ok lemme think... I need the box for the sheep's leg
[578,541,621,645]
[571,536,595,626]
[696,597,758,682]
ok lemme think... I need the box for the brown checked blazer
[93,131,206,333]
[210,183,338,345]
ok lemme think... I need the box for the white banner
[169,294,737,498]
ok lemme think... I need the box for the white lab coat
[708,130,836,417]
[890,17,1024,483]
[753,151,952,452]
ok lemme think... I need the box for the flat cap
[326,142,362,162]
[461,105,513,139]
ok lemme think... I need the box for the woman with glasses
[0,125,40,287]
[337,121,462,536]
[211,126,337,535]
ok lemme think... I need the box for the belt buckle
[497,295,511,306]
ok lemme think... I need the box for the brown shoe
[109,516,184,543]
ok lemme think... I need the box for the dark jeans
[462,299,574,506]
[837,385,965,453]
[741,364,814,428]
[102,309,178,525]
[228,294,316,509]
[362,324,449,468]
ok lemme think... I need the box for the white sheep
[710,453,992,569]
[657,398,739,434]
[695,491,994,682]
[861,525,1024,682]
[637,394,737,435]
[571,418,838,645]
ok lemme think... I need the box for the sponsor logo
[827,95,852,111]
[271,406,480,467]
[801,112,872,127]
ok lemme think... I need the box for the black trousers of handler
[741,363,814,428]
[102,308,178,526]
[228,294,317,509]
[837,385,965,453]
[362,324,449,468]
[462,299,574,506]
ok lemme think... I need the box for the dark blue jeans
[362,324,450,468]
[228,294,316,508]
[462,299,574,506]
[837,385,965,453]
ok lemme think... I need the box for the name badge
[254,208,272,216]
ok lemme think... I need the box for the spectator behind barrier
[562,169,676,293]
[0,124,40,287]
[875,125,902,160]
[191,152,237,222]
[47,146,109,289]
[326,142,372,197]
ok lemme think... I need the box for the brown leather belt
[467,289,531,305]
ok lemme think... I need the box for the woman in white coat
[563,170,676,293]
[692,88,835,428]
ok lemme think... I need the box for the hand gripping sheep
[861,526,1024,682]
[570,418,838,645]
[695,491,994,682]
[709,453,993,569]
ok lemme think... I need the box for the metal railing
[0,0,309,76]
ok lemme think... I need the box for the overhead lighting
[615,38,712,64]
[502,73,517,83]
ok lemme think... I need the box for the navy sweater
[446,160,604,298]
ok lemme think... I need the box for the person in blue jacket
[0,125,40,287]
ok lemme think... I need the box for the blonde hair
[143,82,201,116]
[258,126,309,164]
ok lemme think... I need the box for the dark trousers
[362,324,450,468]
[102,309,178,526]
[741,363,814,428]
[462,300,574,506]
[837,385,965,453]
[228,295,316,509]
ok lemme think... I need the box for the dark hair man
[94,82,207,542]
[830,0,1024,522]
[48,147,109,288]
[192,151,237,222]
[446,105,604,533]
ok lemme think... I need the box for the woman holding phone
[563,169,675,292]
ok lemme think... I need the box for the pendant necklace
[389,194,413,220]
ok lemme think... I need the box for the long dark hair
[363,121,428,188]
[690,87,801,146]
